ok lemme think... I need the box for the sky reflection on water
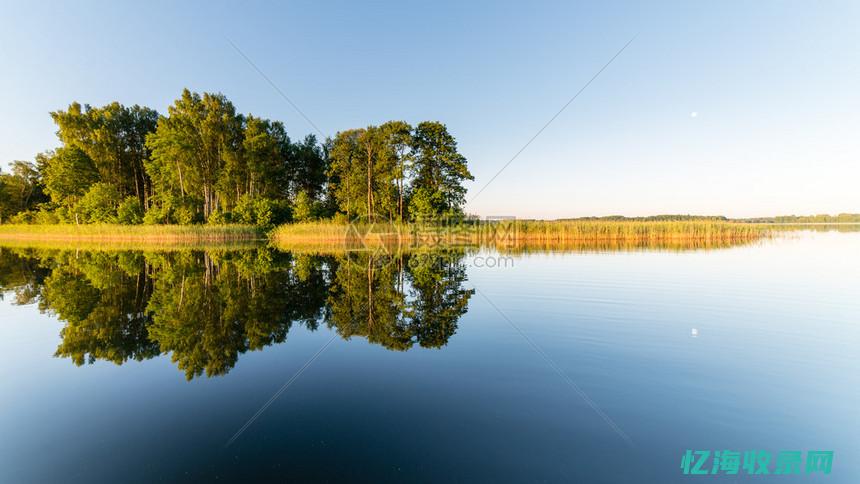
[0,231,857,482]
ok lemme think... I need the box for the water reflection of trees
[327,249,474,351]
[0,247,473,379]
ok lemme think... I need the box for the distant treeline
[0,89,472,226]
[556,214,860,223]
[557,215,730,222]
[736,214,860,223]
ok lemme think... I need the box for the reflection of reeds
[491,237,766,255]
[0,224,263,244]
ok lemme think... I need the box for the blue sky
[1,0,858,218]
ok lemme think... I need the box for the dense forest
[0,89,473,226]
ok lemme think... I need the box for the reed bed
[0,238,264,252]
[272,220,770,245]
[0,224,263,243]
[510,220,769,241]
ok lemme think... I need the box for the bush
[117,197,144,224]
[407,187,436,221]
[75,183,121,223]
[293,190,315,222]
[34,207,60,224]
[207,209,231,225]
[143,205,171,225]
[331,212,350,224]
[229,196,290,227]
[174,205,201,225]
[260,198,291,227]
[52,205,75,223]
[8,210,36,224]
[232,196,255,225]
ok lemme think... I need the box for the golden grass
[271,220,771,247]
[0,238,264,252]
[0,224,263,244]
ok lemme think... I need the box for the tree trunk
[177,162,186,197]
[367,156,372,218]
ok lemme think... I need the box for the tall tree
[0,161,47,222]
[0,170,16,223]
[9,160,46,208]
[145,89,244,219]
[289,134,327,200]
[409,121,473,219]
[242,116,290,200]
[51,102,157,205]
[381,121,413,222]
[328,129,365,219]
[328,126,398,220]
[39,147,100,208]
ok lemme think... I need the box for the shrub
[232,195,255,225]
[207,209,231,225]
[331,212,350,224]
[34,207,60,224]
[9,210,36,224]
[143,205,171,225]
[75,183,121,223]
[293,191,313,222]
[261,198,291,227]
[116,197,144,224]
[229,196,290,227]
[174,205,201,225]
[407,187,437,221]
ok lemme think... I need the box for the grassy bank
[271,220,772,248]
[0,224,263,243]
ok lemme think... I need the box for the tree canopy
[1,88,472,225]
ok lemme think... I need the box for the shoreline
[0,221,855,249]
[0,224,263,242]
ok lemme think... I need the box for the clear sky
[1,0,858,218]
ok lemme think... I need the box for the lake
[1,230,857,483]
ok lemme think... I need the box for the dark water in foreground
[0,232,857,483]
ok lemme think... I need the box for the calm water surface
[1,232,857,483]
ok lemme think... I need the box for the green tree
[328,126,398,220]
[116,196,144,224]
[380,121,413,222]
[40,147,100,209]
[358,126,398,220]
[0,161,48,223]
[51,102,158,205]
[289,134,327,200]
[293,189,316,221]
[9,160,46,208]
[145,89,244,221]
[328,128,364,219]
[75,182,122,223]
[409,121,473,219]
[0,171,17,223]
[242,116,290,200]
